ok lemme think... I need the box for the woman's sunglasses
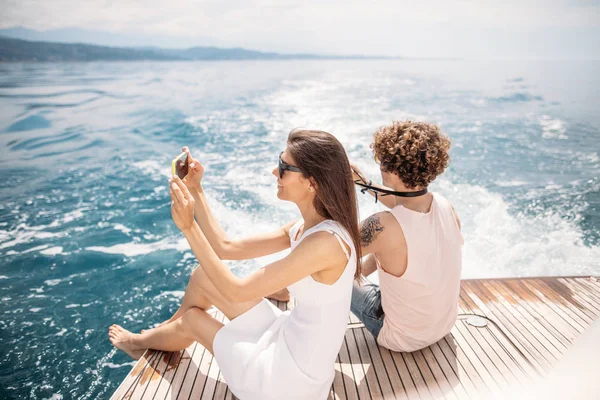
[278,152,302,178]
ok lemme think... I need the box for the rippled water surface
[1,60,599,399]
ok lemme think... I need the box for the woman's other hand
[182,146,204,191]
[170,175,196,232]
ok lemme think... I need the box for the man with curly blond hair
[350,120,464,352]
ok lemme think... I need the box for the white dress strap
[328,230,350,261]
[292,220,353,262]
[289,219,304,241]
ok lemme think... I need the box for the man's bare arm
[350,163,396,209]
[361,254,378,277]
[360,212,390,256]
[360,214,385,247]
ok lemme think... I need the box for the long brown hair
[287,129,363,280]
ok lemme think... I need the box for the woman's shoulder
[310,219,349,237]
[293,219,354,247]
[293,229,350,262]
[297,220,343,244]
[311,220,355,254]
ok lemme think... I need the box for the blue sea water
[0,60,599,399]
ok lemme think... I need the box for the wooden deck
[111,276,600,399]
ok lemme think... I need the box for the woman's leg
[185,266,263,321]
[163,264,262,322]
[155,265,214,328]
[114,266,263,358]
[110,307,223,359]
[156,263,263,328]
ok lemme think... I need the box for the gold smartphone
[171,152,189,179]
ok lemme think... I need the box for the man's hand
[350,162,368,183]
[350,161,396,209]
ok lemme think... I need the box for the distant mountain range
[0,27,396,62]
[0,27,221,49]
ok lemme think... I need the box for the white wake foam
[86,237,188,257]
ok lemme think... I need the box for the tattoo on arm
[360,215,385,247]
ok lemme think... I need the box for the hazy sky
[1,0,599,59]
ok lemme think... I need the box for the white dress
[212,219,356,400]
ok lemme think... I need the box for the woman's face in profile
[272,149,309,202]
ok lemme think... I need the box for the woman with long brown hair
[108,129,362,400]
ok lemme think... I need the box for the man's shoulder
[360,211,402,250]
[432,191,453,208]
[362,211,398,230]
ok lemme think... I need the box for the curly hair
[371,121,451,189]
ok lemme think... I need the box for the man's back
[367,192,463,352]
[369,192,435,279]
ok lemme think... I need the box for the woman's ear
[308,177,318,192]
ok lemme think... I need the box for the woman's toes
[107,325,144,360]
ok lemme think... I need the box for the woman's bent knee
[180,306,223,354]
[190,265,207,287]
[181,307,204,336]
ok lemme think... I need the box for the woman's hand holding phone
[181,146,204,191]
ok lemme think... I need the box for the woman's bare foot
[108,325,146,360]
[266,288,290,302]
